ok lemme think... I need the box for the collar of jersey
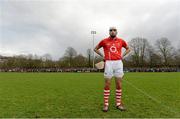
[109,36,117,40]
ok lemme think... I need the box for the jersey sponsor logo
[110,44,118,53]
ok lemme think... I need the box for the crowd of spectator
[124,67,179,72]
[0,67,179,72]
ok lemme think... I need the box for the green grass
[0,72,179,118]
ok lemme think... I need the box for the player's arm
[123,45,131,57]
[94,45,104,58]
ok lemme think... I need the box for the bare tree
[174,48,180,67]
[74,54,87,67]
[42,53,52,61]
[129,37,150,66]
[64,47,77,67]
[147,45,162,67]
[155,37,174,65]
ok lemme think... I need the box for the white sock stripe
[104,90,110,92]
[116,89,122,92]
[116,93,122,95]
[116,96,121,98]
[116,102,121,106]
[104,103,109,105]
[104,94,110,96]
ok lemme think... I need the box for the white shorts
[104,60,124,79]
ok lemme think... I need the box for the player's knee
[115,79,122,89]
[104,85,110,90]
[116,84,121,90]
[104,82,110,90]
[105,82,111,87]
[104,82,111,89]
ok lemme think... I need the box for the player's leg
[103,78,111,112]
[114,60,126,111]
[103,61,113,112]
[115,77,122,106]
[115,77,126,111]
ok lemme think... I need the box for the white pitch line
[123,79,179,116]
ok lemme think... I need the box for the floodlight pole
[91,30,96,69]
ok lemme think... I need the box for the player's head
[109,27,117,38]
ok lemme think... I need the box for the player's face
[109,28,117,38]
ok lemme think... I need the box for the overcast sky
[0,0,179,60]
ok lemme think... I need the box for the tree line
[0,37,179,69]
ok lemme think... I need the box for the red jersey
[98,37,127,60]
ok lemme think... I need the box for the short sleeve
[98,40,104,47]
[122,40,128,48]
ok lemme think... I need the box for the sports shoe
[102,105,109,112]
[116,105,126,111]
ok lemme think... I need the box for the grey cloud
[0,0,179,60]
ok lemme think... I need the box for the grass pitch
[0,72,179,118]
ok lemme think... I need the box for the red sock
[116,88,122,106]
[104,88,110,106]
